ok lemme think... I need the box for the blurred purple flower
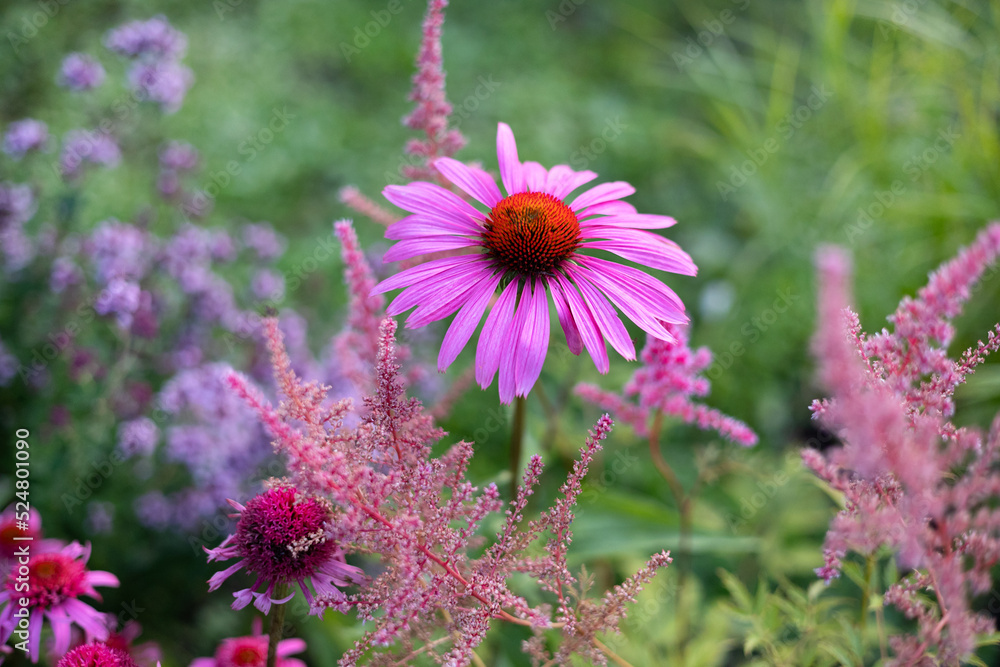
[50,256,84,293]
[0,338,17,387]
[241,222,286,260]
[58,53,106,91]
[127,60,193,114]
[95,278,142,329]
[105,16,187,60]
[3,119,49,159]
[87,220,152,284]
[118,416,160,458]
[60,130,121,179]
[251,268,285,302]
[85,502,115,535]
[0,182,36,272]
[159,140,199,171]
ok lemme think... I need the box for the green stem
[267,585,289,667]
[509,396,527,501]
[648,410,692,661]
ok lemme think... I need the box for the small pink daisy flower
[372,122,696,402]
[56,642,138,667]
[0,542,118,662]
[205,485,364,616]
[190,619,306,667]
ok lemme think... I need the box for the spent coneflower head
[0,542,118,662]
[372,122,696,403]
[205,484,364,615]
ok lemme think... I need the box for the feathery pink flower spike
[373,122,696,403]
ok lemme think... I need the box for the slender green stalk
[647,410,692,661]
[267,585,289,667]
[509,396,527,501]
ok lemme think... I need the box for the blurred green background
[3,0,1000,664]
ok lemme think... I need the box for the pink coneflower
[372,122,695,402]
[56,642,138,667]
[205,485,364,615]
[0,542,118,662]
[190,619,306,667]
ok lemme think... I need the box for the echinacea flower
[205,485,364,616]
[190,619,305,667]
[0,542,118,662]
[372,122,696,402]
[56,642,138,667]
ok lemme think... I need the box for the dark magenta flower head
[205,484,364,616]
[56,642,138,667]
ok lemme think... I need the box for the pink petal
[385,213,483,240]
[544,164,598,199]
[577,200,638,218]
[570,181,636,212]
[514,278,550,397]
[278,638,308,657]
[435,157,502,208]
[567,263,672,340]
[580,228,697,275]
[552,274,610,373]
[580,213,676,229]
[372,254,482,294]
[548,275,582,355]
[568,271,635,360]
[208,560,245,591]
[84,570,119,589]
[579,256,688,322]
[497,122,524,195]
[61,598,110,640]
[49,609,72,657]
[383,182,484,222]
[439,272,503,371]
[382,237,479,263]
[499,284,533,403]
[29,610,43,662]
[476,280,519,390]
[522,161,548,192]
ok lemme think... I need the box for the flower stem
[509,395,527,501]
[648,410,692,661]
[267,585,289,667]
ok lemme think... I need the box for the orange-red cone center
[482,192,580,276]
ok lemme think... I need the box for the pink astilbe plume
[576,322,757,446]
[401,0,466,182]
[805,222,1000,666]
[220,316,672,666]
